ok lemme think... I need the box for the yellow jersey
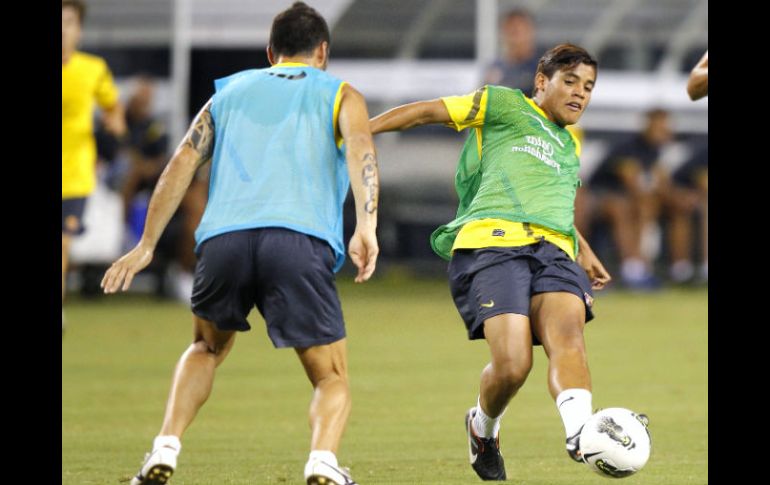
[62,51,119,198]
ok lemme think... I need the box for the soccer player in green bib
[371,44,612,480]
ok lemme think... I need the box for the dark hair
[62,0,86,23]
[535,43,598,84]
[645,107,669,120]
[269,2,330,57]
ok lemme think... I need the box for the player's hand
[348,227,378,283]
[101,243,154,293]
[577,248,611,290]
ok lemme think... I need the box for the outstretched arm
[575,228,611,290]
[101,99,215,293]
[687,51,708,101]
[369,99,451,134]
[339,84,380,283]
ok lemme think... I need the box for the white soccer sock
[556,389,593,438]
[153,435,181,453]
[473,396,505,438]
[308,450,338,467]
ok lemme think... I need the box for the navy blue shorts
[62,197,87,235]
[191,228,345,348]
[448,241,595,342]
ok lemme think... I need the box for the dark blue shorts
[448,241,594,342]
[62,197,87,235]
[191,228,345,348]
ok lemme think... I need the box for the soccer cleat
[304,459,358,485]
[566,426,584,463]
[130,446,177,485]
[465,408,506,480]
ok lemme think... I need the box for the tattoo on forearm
[361,153,379,214]
[182,101,215,163]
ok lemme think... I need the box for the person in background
[119,76,205,300]
[587,109,673,289]
[62,0,126,330]
[665,141,707,284]
[483,8,539,96]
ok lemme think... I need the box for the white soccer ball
[579,407,651,478]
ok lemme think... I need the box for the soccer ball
[579,407,651,478]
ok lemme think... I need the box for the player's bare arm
[339,84,380,283]
[686,51,708,101]
[576,228,611,290]
[101,99,215,293]
[102,102,127,138]
[369,99,451,134]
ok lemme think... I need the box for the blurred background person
[665,141,707,284]
[584,108,673,289]
[483,8,539,95]
[119,75,206,300]
[62,0,126,330]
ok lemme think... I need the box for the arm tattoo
[361,153,379,214]
[182,101,215,163]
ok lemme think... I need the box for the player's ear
[316,41,329,66]
[266,46,276,66]
[534,72,548,95]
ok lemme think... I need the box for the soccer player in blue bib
[102,3,378,484]
[371,44,617,480]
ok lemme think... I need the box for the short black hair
[645,107,669,120]
[62,0,86,23]
[536,43,598,80]
[269,2,330,57]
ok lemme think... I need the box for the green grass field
[62,277,707,485]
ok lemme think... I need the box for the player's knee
[551,333,587,361]
[495,359,532,388]
[191,336,230,356]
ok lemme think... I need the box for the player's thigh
[530,243,593,352]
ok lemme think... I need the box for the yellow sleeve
[567,124,583,157]
[440,86,488,132]
[94,60,120,109]
[333,81,348,148]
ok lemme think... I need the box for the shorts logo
[64,215,80,233]
[584,292,594,307]
[492,229,505,237]
[480,300,495,308]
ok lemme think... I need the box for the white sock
[473,396,505,438]
[308,450,337,467]
[621,258,648,281]
[556,389,593,438]
[670,260,695,282]
[153,435,181,453]
[699,262,708,280]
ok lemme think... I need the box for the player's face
[538,63,596,127]
[62,6,82,55]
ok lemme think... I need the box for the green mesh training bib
[430,87,582,260]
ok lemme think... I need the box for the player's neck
[531,96,552,121]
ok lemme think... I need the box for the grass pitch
[62,276,707,485]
